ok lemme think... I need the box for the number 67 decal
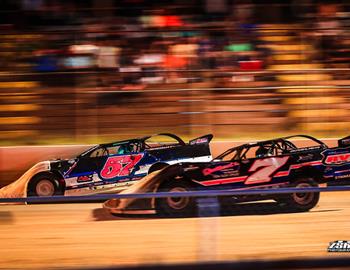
[245,156,289,185]
[100,154,144,179]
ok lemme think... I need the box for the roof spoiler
[338,135,350,147]
[189,134,213,145]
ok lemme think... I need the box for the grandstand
[0,1,350,143]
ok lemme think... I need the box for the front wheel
[280,179,320,212]
[155,180,196,217]
[27,173,63,197]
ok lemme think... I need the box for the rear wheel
[280,179,319,212]
[27,173,63,197]
[155,180,196,217]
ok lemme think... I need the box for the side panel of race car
[321,136,350,184]
[62,151,157,193]
[60,139,212,195]
[321,146,350,185]
[185,158,292,190]
[184,148,330,190]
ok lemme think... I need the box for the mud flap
[103,164,183,214]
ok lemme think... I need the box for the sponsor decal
[235,182,289,190]
[90,180,135,190]
[149,145,178,150]
[190,138,208,145]
[298,154,314,162]
[77,175,93,182]
[100,154,144,179]
[328,240,350,252]
[290,146,322,152]
[195,158,323,187]
[194,175,248,186]
[322,148,350,165]
[325,154,350,165]
[202,162,239,176]
[335,174,350,179]
[197,157,289,186]
[306,146,321,150]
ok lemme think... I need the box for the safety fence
[1,185,349,204]
[2,82,350,144]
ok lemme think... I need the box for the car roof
[100,133,185,147]
[79,133,186,157]
[214,134,328,161]
[233,134,327,150]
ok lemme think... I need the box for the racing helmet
[256,146,271,158]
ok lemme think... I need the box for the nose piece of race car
[103,197,155,215]
[103,165,183,215]
[104,199,119,209]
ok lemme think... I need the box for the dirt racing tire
[282,179,319,212]
[27,173,63,197]
[155,180,196,217]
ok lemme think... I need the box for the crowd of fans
[1,1,350,88]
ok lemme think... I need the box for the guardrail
[1,186,350,204]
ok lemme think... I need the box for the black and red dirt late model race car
[104,134,350,217]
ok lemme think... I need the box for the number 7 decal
[245,156,289,185]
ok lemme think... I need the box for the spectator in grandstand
[314,3,344,63]
[198,33,216,69]
[96,40,120,69]
[119,47,144,90]
[134,43,165,84]
[95,39,121,86]
[140,8,184,29]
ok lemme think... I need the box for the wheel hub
[35,179,55,197]
[292,183,314,205]
[166,187,189,210]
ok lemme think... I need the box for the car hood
[49,159,76,173]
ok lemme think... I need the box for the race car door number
[245,156,289,184]
[100,154,144,179]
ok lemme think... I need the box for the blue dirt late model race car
[21,133,212,197]
[104,134,350,216]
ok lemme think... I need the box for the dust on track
[0,191,350,269]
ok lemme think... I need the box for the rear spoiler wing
[338,136,350,147]
[189,134,213,145]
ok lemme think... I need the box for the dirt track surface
[0,192,350,269]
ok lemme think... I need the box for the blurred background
[1,0,350,145]
[2,2,350,269]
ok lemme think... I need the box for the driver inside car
[255,146,273,158]
[117,144,131,155]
